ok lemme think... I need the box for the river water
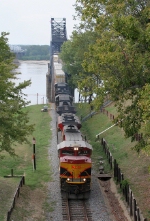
[15,60,49,105]
[15,60,79,105]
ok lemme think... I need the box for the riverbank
[13,59,49,66]
[19,60,49,65]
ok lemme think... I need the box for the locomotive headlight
[83,178,86,182]
[74,147,78,151]
[67,178,70,181]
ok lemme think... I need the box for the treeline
[20,45,50,60]
[60,0,150,153]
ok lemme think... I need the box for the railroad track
[62,198,92,221]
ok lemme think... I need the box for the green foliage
[135,83,150,153]
[61,0,150,152]
[0,32,34,156]
[120,179,129,190]
[20,45,50,60]
[60,30,99,96]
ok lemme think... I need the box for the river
[15,60,49,105]
[15,60,79,105]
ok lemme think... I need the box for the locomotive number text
[72,165,81,169]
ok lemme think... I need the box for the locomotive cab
[58,146,92,158]
[57,141,92,199]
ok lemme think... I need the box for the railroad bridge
[50,18,67,56]
[47,18,68,102]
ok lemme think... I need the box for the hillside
[75,102,150,220]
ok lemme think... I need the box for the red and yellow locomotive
[57,140,92,199]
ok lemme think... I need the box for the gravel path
[46,104,114,221]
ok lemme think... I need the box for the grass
[105,103,118,117]
[0,104,52,221]
[76,102,150,220]
[1,102,150,220]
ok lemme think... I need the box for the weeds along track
[62,198,92,221]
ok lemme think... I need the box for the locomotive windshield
[78,150,90,156]
[61,149,74,156]
[60,147,91,157]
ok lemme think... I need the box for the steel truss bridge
[50,18,67,56]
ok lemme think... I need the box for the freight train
[53,54,93,199]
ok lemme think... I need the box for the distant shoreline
[18,60,49,65]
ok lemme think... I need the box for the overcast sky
[0,0,78,45]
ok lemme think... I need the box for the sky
[0,0,78,45]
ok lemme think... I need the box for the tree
[137,83,150,153]
[0,32,34,156]
[73,0,150,152]
[60,30,99,102]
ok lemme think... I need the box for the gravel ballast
[46,105,113,221]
